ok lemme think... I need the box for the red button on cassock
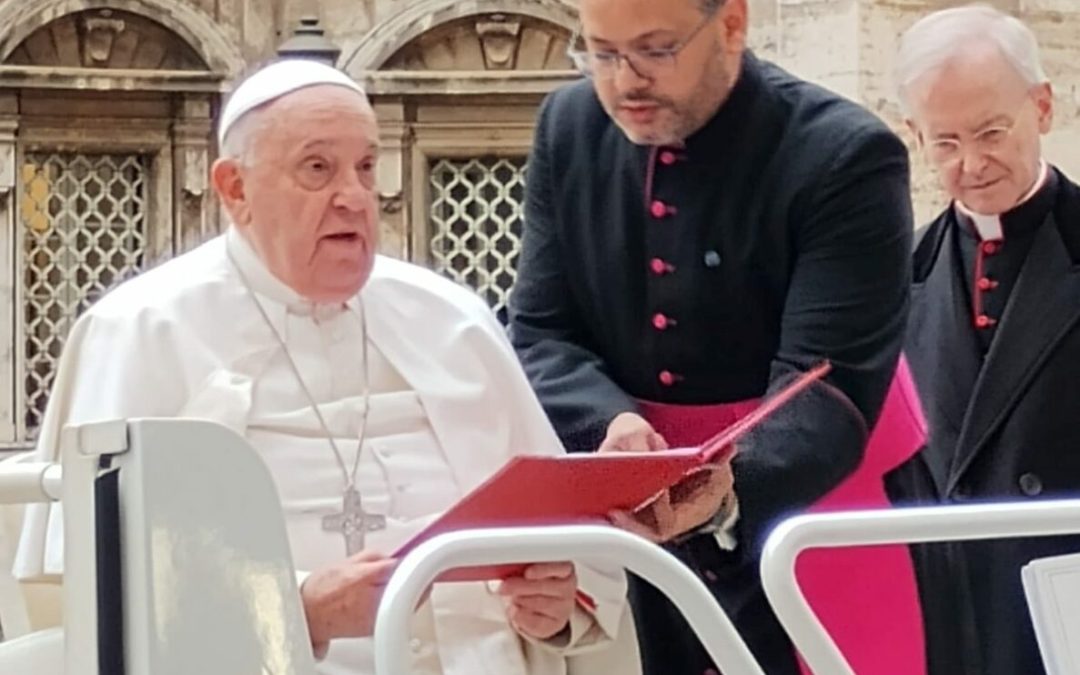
[652,313,671,330]
[650,200,669,218]
[975,314,996,328]
[977,277,997,291]
[659,150,678,166]
[658,370,678,386]
[981,241,1000,256]
[650,258,672,275]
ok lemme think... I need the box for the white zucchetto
[218,59,366,146]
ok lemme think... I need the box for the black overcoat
[890,167,1080,675]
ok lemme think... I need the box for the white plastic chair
[0,452,61,640]
[760,500,1080,675]
[0,419,316,675]
[0,626,63,671]
[374,524,767,675]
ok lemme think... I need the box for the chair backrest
[62,418,318,675]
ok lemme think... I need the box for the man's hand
[300,550,398,650]
[610,463,736,543]
[498,562,578,640]
[599,412,668,452]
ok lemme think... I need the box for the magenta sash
[639,357,927,675]
[637,399,762,448]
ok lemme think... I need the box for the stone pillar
[0,93,17,441]
[172,93,216,253]
[374,98,409,259]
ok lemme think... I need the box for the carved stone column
[172,93,215,253]
[0,93,18,441]
[374,98,409,259]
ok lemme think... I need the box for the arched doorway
[348,9,578,323]
[0,5,236,444]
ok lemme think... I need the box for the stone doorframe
[342,1,582,262]
[0,0,239,445]
[0,0,244,77]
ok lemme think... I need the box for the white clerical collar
[225,226,357,320]
[955,160,1049,241]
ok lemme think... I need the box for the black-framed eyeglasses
[567,10,719,81]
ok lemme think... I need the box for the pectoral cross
[322,486,386,556]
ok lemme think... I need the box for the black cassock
[888,167,1080,675]
[508,53,912,674]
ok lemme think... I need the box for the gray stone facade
[0,0,1076,446]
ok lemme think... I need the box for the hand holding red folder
[393,362,831,581]
[609,462,735,544]
[497,561,578,639]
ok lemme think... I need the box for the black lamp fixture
[277,16,341,66]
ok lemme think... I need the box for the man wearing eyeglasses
[887,6,1080,675]
[508,0,920,674]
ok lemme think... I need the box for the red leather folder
[394,362,831,582]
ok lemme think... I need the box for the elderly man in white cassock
[13,59,639,675]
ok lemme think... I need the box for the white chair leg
[0,453,34,640]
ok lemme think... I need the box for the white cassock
[14,228,640,675]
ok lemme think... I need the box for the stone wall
[749,0,1080,223]
[0,0,1073,277]
[3,0,1071,227]
[0,0,1074,447]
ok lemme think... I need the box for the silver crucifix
[322,486,387,556]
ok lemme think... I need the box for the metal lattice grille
[428,156,527,321]
[20,152,149,437]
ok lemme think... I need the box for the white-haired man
[887,6,1080,675]
[13,59,639,675]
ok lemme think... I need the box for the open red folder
[393,361,831,581]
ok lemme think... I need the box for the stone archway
[341,0,577,74]
[380,13,573,72]
[0,3,232,444]
[357,8,579,324]
[4,7,209,71]
[0,0,244,77]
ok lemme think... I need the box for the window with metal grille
[19,151,149,439]
[428,156,527,323]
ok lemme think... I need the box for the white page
[1023,553,1080,675]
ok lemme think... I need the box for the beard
[607,48,735,147]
